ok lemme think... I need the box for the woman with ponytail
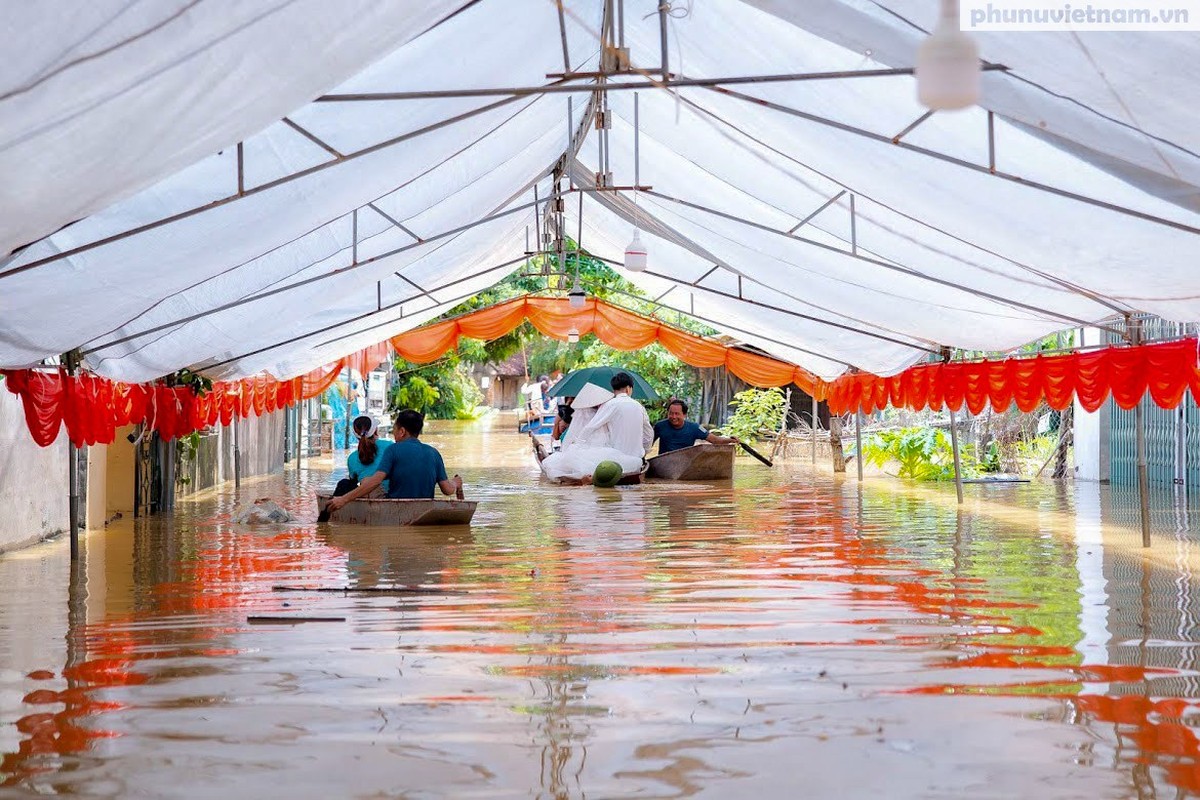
[333,415,391,496]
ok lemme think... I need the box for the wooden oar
[738,440,774,467]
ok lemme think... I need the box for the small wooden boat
[646,443,735,481]
[316,494,477,526]
[518,412,557,435]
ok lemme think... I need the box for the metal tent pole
[811,394,817,465]
[855,409,864,481]
[658,2,670,83]
[1136,401,1151,547]
[949,409,964,504]
[63,350,80,561]
[294,400,303,467]
[317,66,1009,102]
[233,414,241,491]
[643,190,1126,334]
[1130,317,1152,547]
[343,369,352,450]
[698,83,1200,237]
[3,92,551,281]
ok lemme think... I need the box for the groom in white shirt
[575,371,653,460]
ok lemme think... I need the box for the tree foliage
[722,388,788,446]
[395,240,710,418]
[859,427,974,481]
[389,353,483,420]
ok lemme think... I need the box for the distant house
[471,353,528,410]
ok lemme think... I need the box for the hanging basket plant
[167,368,214,397]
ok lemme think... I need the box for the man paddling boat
[325,409,462,514]
[653,399,738,455]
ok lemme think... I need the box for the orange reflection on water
[3,425,1200,797]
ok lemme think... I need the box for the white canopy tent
[2,0,1198,386]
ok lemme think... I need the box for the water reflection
[1,418,1200,796]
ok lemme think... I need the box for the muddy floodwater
[3,417,1200,798]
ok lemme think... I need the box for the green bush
[860,427,973,482]
[390,362,484,420]
[721,388,787,447]
[394,376,440,414]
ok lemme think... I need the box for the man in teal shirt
[325,410,462,511]
[653,399,739,454]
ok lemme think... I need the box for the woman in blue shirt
[335,415,391,496]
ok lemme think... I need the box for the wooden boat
[316,494,477,526]
[531,437,647,486]
[518,412,557,435]
[646,443,735,481]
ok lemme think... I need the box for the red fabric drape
[0,340,390,447]
[825,339,1200,415]
[12,306,1196,448]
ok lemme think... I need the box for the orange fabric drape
[826,339,1200,415]
[388,296,823,395]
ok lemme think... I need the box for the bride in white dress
[540,384,643,481]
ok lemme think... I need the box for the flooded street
[3,416,1200,798]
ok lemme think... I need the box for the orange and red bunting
[389,296,824,395]
[825,338,1200,415]
[0,342,393,448]
[12,298,1197,447]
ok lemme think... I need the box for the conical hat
[570,382,614,409]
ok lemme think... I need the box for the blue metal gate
[1107,317,1198,489]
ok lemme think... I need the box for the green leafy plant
[168,368,213,397]
[175,430,203,486]
[979,440,1001,473]
[388,357,483,419]
[720,388,787,447]
[393,375,440,414]
[860,427,973,481]
[1015,434,1057,470]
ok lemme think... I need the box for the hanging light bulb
[624,229,648,272]
[915,0,980,110]
[567,327,580,344]
[568,276,586,309]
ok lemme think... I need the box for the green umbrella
[548,366,659,402]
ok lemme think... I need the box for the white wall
[1073,327,1110,483]
[0,388,69,551]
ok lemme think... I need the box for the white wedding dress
[540,445,642,481]
[540,399,642,481]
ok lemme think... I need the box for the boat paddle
[316,502,333,524]
[738,440,774,467]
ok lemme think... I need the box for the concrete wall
[106,425,137,514]
[0,388,69,552]
[85,443,107,529]
[1,388,285,551]
[176,410,285,498]
[1074,396,1110,482]
[1074,327,1110,483]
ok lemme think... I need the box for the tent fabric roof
[2,0,1198,386]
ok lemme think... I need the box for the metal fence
[1106,316,1199,490]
